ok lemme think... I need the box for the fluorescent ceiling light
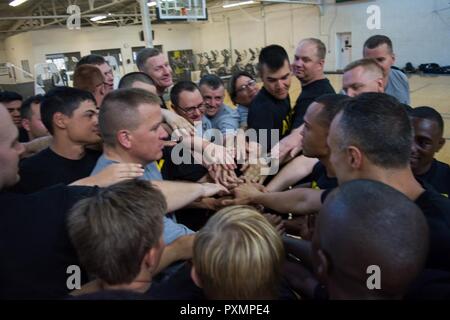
[223,1,255,8]
[9,0,29,7]
[90,15,107,22]
[147,1,157,6]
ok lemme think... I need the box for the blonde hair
[193,205,284,299]
[344,58,385,78]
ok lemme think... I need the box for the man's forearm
[152,180,203,212]
[253,188,322,215]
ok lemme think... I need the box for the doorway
[336,32,352,71]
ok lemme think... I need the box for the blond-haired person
[191,205,285,299]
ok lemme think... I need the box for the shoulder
[20,147,53,166]
[435,159,450,173]
[90,154,115,176]
[390,68,409,83]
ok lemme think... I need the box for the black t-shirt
[295,162,338,190]
[414,187,450,270]
[14,147,101,194]
[248,87,294,153]
[321,183,450,270]
[405,269,450,300]
[160,146,207,182]
[415,159,450,198]
[291,78,335,128]
[0,184,97,299]
[150,261,297,300]
[18,127,29,143]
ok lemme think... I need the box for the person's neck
[319,155,335,178]
[361,165,425,201]
[103,145,147,167]
[157,87,166,97]
[383,69,391,88]
[413,160,434,176]
[50,134,86,160]
[100,275,152,294]
[301,73,325,87]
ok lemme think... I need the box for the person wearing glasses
[170,80,212,139]
[199,74,240,141]
[76,54,114,94]
[228,71,260,129]
[73,64,108,106]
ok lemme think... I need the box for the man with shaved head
[313,179,429,299]
[342,58,385,97]
[363,35,410,104]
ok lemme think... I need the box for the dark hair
[199,74,224,90]
[314,94,350,128]
[136,48,161,72]
[319,179,428,298]
[0,91,23,103]
[170,80,200,108]
[118,72,155,89]
[41,87,95,135]
[68,179,166,286]
[76,54,106,68]
[228,71,255,103]
[99,88,161,146]
[363,35,394,53]
[257,44,290,74]
[336,92,412,168]
[20,94,44,119]
[410,106,444,136]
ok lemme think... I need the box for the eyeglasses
[236,79,256,93]
[178,103,207,115]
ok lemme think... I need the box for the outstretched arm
[225,182,323,215]
[266,155,318,192]
[152,180,228,212]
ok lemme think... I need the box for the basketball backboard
[156,0,208,21]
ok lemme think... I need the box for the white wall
[4,32,34,82]
[0,41,6,64]
[200,0,450,71]
[2,0,449,81]
[30,24,199,75]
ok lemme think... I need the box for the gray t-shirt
[91,154,194,244]
[385,68,410,104]
[207,104,240,135]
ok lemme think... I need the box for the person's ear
[190,265,203,288]
[377,78,385,92]
[315,249,330,284]
[437,137,446,153]
[318,58,325,69]
[21,118,31,132]
[53,112,67,130]
[117,130,132,149]
[146,247,162,275]
[392,53,396,64]
[347,146,363,170]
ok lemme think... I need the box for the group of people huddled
[0,34,449,300]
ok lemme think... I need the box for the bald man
[312,179,428,299]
